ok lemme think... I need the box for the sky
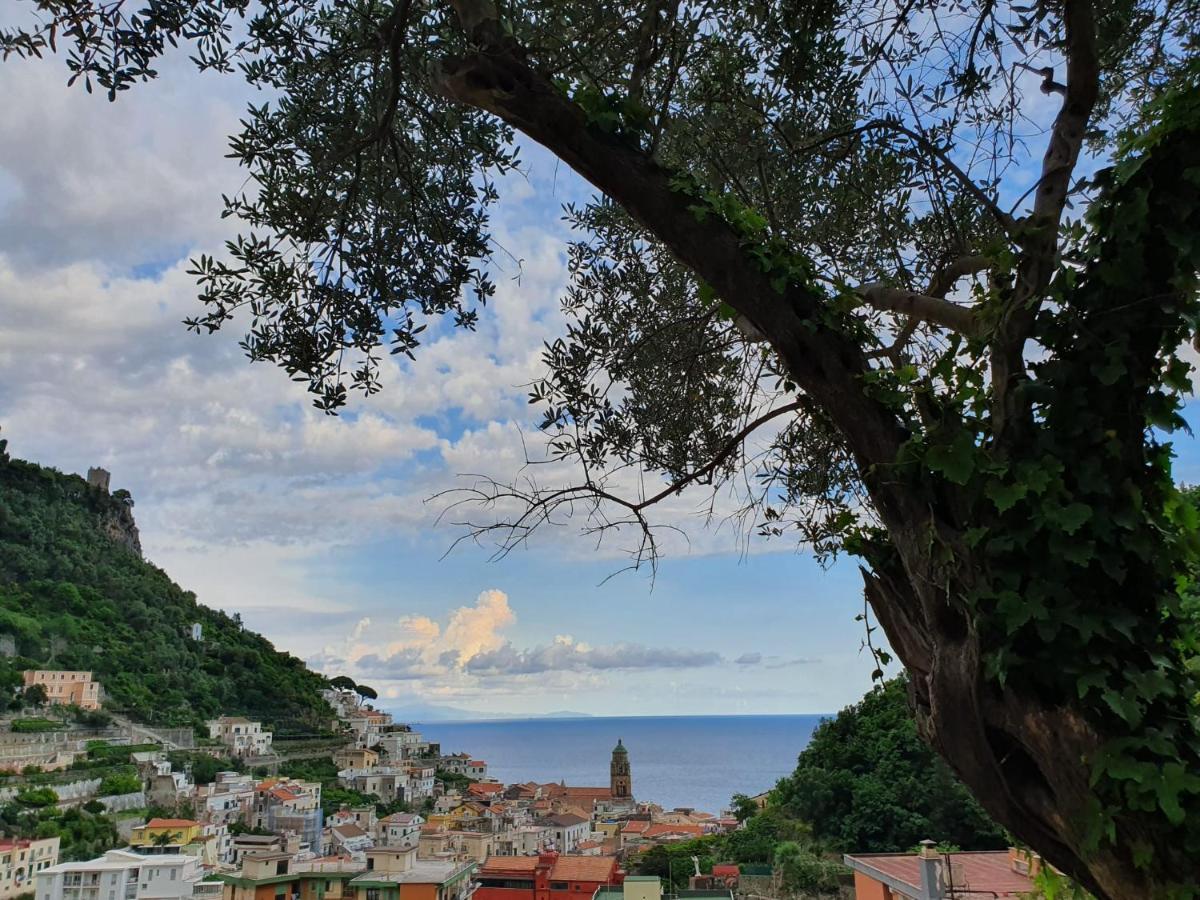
[1,15,1198,720]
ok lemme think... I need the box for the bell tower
[610,738,631,799]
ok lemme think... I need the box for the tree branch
[429,40,918,509]
[992,0,1099,435]
[927,254,991,299]
[858,283,979,337]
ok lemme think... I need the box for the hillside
[0,446,333,730]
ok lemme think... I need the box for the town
[3,671,1054,900]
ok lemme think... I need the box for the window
[170,870,177,881]
[366,890,380,900]
[551,883,569,891]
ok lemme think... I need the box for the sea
[416,715,825,816]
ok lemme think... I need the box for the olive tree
[4,1,1199,895]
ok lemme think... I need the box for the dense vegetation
[634,678,1006,895]
[0,802,121,861]
[771,678,1007,852]
[0,452,333,728]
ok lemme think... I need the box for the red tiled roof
[271,788,300,802]
[478,855,619,884]
[551,856,619,882]
[146,818,200,828]
[711,866,739,878]
[846,852,1036,898]
[621,821,651,834]
[479,857,541,876]
[469,783,505,796]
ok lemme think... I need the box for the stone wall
[100,791,146,813]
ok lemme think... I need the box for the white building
[378,813,424,849]
[35,850,221,900]
[206,718,272,758]
[545,814,590,853]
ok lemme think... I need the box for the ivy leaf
[1049,502,1093,534]
[986,480,1027,513]
[925,431,976,485]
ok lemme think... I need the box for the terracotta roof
[621,821,651,834]
[479,857,541,876]
[711,865,739,878]
[146,818,200,828]
[270,788,300,802]
[550,856,619,882]
[331,824,369,840]
[576,841,601,850]
[845,852,1036,898]
[469,783,505,796]
[468,760,486,766]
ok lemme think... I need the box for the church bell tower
[610,738,632,799]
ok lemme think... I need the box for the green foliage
[0,457,334,729]
[771,679,1006,852]
[15,788,58,808]
[170,753,240,786]
[774,842,847,896]
[435,770,475,793]
[97,770,142,796]
[729,793,759,824]
[3,805,122,861]
[11,718,58,733]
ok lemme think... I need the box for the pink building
[22,671,102,710]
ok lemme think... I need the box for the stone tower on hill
[610,738,631,799]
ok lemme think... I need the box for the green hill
[0,445,333,730]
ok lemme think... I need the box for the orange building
[22,671,101,710]
[843,845,1040,899]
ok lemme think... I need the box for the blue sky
[1,22,1196,719]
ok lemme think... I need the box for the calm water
[416,715,823,815]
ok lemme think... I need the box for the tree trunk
[864,563,1188,900]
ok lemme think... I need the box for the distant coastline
[418,714,822,813]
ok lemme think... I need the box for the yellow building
[130,818,203,848]
[0,837,59,899]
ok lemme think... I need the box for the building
[129,819,203,849]
[0,837,59,899]
[330,824,375,858]
[35,850,221,900]
[251,780,323,850]
[218,852,360,900]
[475,854,622,900]
[207,718,273,759]
[843,845,1040,899]
[346,847,475,900]
[335,748,380,771]
[545,815,590,854]
[609,743,630,801]
[416,829,493,864]
[218,848,472,900]
[379,814,425,849]
[22,671,102,710]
